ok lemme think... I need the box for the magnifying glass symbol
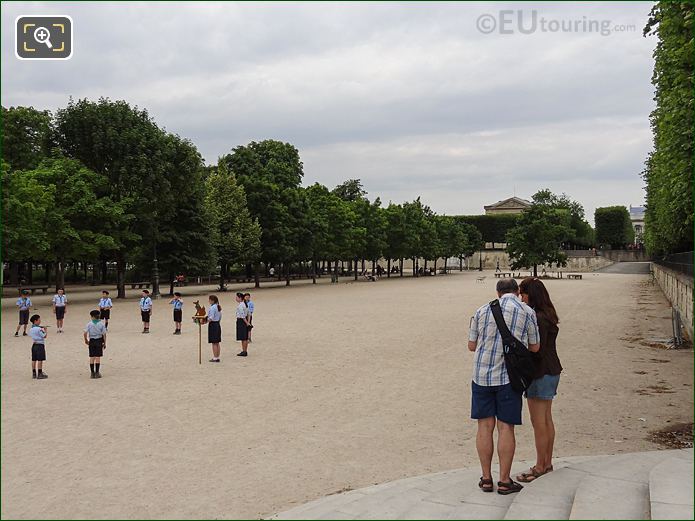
[33,26,53,49]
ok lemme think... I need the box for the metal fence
[654,251,693,277]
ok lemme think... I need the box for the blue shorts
[525,374,560,400]
[471,381,523,425]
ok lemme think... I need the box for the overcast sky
[2,1,656,220]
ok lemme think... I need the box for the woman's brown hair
[209,294,221,311]
[519,277,559,325]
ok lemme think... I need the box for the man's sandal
[516,466,549,483]
[497,480,524,495]
[478,477,494,492]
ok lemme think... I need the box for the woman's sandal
[478,477,494,492]
[497,479,524,495]
[516,466,548,483]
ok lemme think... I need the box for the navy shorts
[55,306,66,320]
[471,381,523,425]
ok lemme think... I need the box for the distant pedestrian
[99,290,113,329]
[235,292,251,356]
[170,292,183,335]
[15,291,32,337]
[52,288,68,333]
[29,314,48,379]
[244,292,254,342]
[84,310,107,379]
[207,295,222,362]
[468,278,540,494]
[139,290,153,333]
[495,260,501,273]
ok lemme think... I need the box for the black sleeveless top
[533,315,563,379]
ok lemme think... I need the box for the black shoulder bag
[489,299,536,393]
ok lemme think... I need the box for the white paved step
[503,468,585,520]
[568,452,665,520]
[649,449,694,520]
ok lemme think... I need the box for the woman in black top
[516,277,563,483]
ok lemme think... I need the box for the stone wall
[469,250,613,272]
[601,250,651,262]
[652,263,693,342]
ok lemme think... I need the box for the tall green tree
[1,106,54,171]
[531,189,594,248]
[642,2,694,254]
[26,157,125,290]
[54,98,170,297]
[595,206,635,248]
[222,140,308,285]
[505,205,571,277]
[205,161,262,290]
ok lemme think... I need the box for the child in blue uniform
[52,289,68,333]
[15,290,32,337]
[84,310,107,378]
[139,290,153,333]
[170,292,183,335]
[29,314,48,379]
[99,290,113,329]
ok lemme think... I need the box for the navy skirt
[208,321,221,343]
[236,318,248,341]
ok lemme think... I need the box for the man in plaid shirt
[468,278,540,495]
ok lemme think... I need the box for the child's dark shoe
[37,373,48,379]
[95,373,102,379]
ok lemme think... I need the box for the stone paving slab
[270,450,693,520]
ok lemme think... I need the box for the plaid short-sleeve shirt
[468,293,539,387]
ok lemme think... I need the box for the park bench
[128,282,151,289]
[17,286,50,295]
[494,272,513,278]
[567,274,583,280]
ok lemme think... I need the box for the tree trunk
[100,259,107,284]
[116,255,126,298]
[399,258,403,277]
[533,264,538,277]
[312,257,317,284]
[361,259,365,271]
[169,271,175,296]
[27,262,34,285]
[424,259,428,272]
[387,258,391,278]
[460,256,463,271]
[9,262,19,285]
[45,262,51,285]
[254,263,260,289]
[219,262,226,291]
[72,261,78,282]
[285,262,291,286]
[434,258,437,274]
[413,257,417,277]
[56,259,65,292]
[371,259,376,276]
[83,262,88,282]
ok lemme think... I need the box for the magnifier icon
[33,26,53,49]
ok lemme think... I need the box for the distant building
[484,196,532,215]
[630,205,646,244]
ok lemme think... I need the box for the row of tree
[3,100,489,296]
[641,2,694,255]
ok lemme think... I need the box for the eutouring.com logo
[476,10,636,37]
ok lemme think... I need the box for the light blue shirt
[140,297,153,311]
[247,301,255,314]
[469,294,539,387]
[52,294,67,307]
[170,299,183,310]
[29,325,46,344]
[16,297,32,310]
[99,297,113,309]
[84,320,107,339]
[236,302,248,319]
[207,303,221,322]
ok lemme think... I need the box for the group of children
[15,288,256,379]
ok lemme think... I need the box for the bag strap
[489,299,514,343]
